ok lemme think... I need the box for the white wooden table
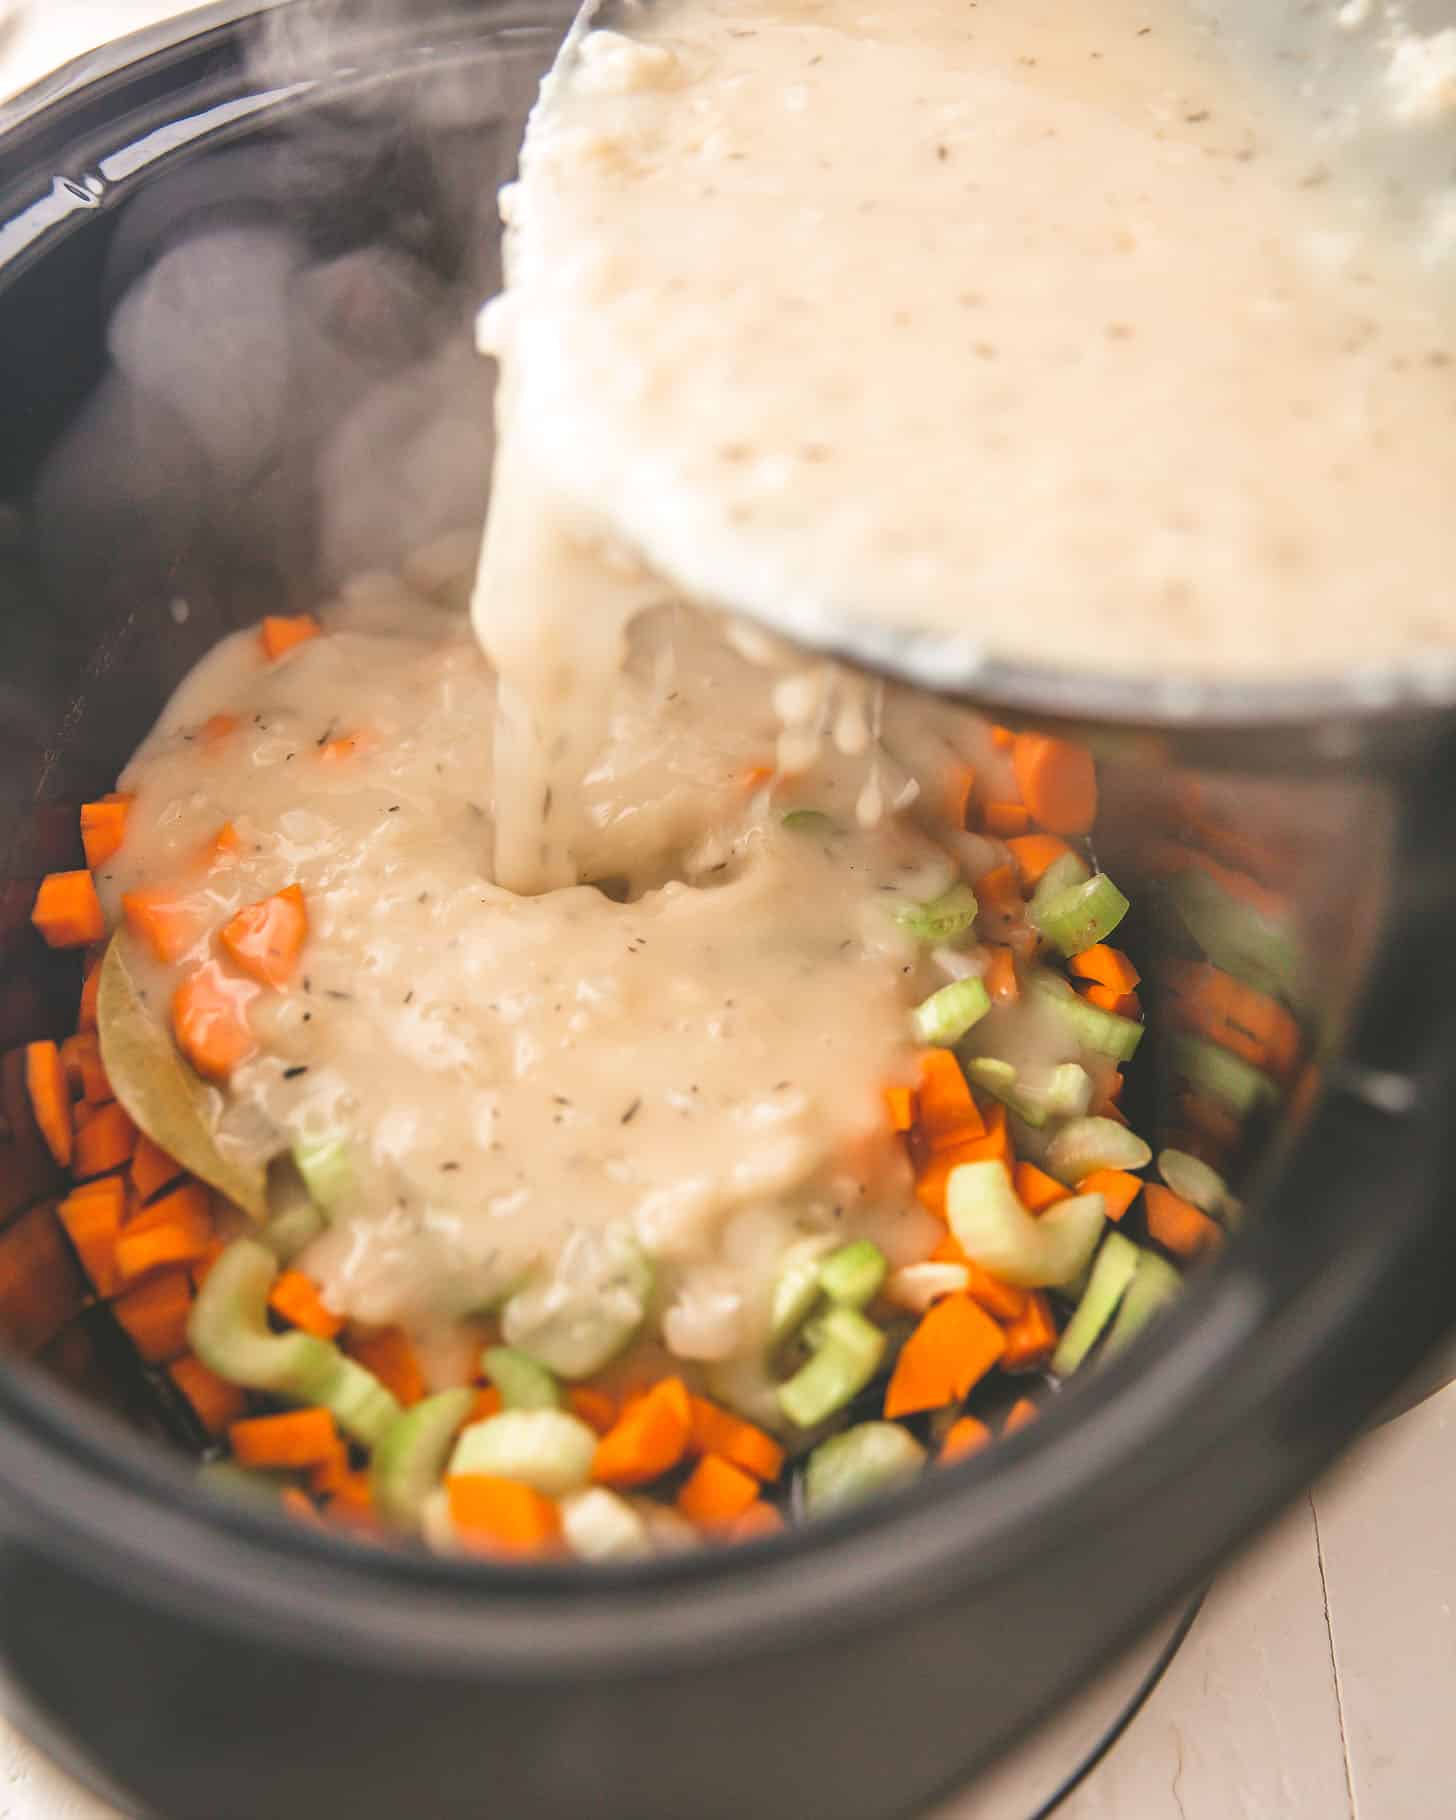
[2,6,1453,1816]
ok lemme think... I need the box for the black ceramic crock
[2,7,1456,1819]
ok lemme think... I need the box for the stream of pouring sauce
[475,0,1456,839]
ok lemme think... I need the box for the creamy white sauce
[480,0,1456,682]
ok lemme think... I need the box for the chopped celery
[1027,851,1091,920]
[1051,1231,1140,1375]
[946,1161,1107,1289]
[291,1131,353,1218]
[371,1388,475,1527]
[483,1346,561,1410]
[705,1355,792,1432]
[1167,869,1302,1006]
[261,1166,324,1263]
[962,1056,1092,1129]
[1028,970,1144,1062]
[1172,1034,1279,1118]
[769,1236,835,1344]
[1045,1116,1152,1186]
[188,1238,400,1446]
[198,1461,294,1505]
[911,976,991,1046]
[777,1306,886,1429]
[1029,872,1130,958]
[818,1239,888,1310]
[1103,1250,1183,1359]
[892,881,979,944]
[448,1409,597,1497]
[782,809,836,835]
[1157,1148,1242,1225]
[501,1224,651,1379]
[561,1487,652,1561]
[804,1422,925,1516]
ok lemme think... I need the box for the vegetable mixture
[20,560,1260,1561]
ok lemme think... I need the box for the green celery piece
[962,1056,1091,1129]
[911,976,991,1046]
[1103,1251,1184,1359]
[198,1461,295,1506]
[292,1131,353,1218]
[1029,873,1130,959]
[261,1167,325,1263]
[769,1237,834,1344]
[893,882,979,944]
[1051,1231,1141,1375]
[188,1238,400,1446]
[561,1488,652,1561]
[782,810,836,835]
[818,1240,888,1309]
[97,937,268,1218]
[371,1388,475,1527]
[1172,1034,1279,1118]
[1157,1148,1242,1225]
[1044,1116,1152,1186]
[501,1225,651,1379]
[804,1422,926,1516]
[947,1161,1107,1289]
[777,1306,886,1429]
[450,1409,597,1497]
[1167,869,1303,1006]
[1027,851,1091,921]
[1028,970,1144,1062]
[483,1346,562,1410]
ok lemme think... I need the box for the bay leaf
[97,936,268,1219]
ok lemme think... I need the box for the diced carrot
[125,1178,209,1236]
[676,1453,761,1530]
[32,871,106,949]
[280,1488,326,1527]
[346,1326,426,1407]
[189,1234,230,1291]
[985,947,1020,1005]
[58,1179,125,1297]
[219,885,308,989]
[448,1475,560,1556]
[269,1269,343,1340]
[230,1407,339,1470]
[1014,1161,1070,1215]
[261,615,322,660]
[566,1386,618,1435]
[73,1102,137,1179]
[80,799,130,870]
[25,1040,72,1168]
[112,1268,193,1362]
[1000,1292,1058,1370]
[916,1049,984,1150]
[122,888,202,964]
[741,763,775,795]
[62,1032,111,1103]
[325,1472,378,1526]
[0,1204,87,1354]
[1077,1168,1143,1223]
[915,1106,1012,1218]
[209,822,243,863]
[1012,734,1098,835]
[939,1416,992,1464]
[883,1084,916,1133]
[1004,834,1075,890]
[130,1133,184,1204]
[116,1217,213,1283]
[593,1376,693,1487]
[470,1385,505,1424]
[1083,983,1142,1018]
[198,713,238,747]
[173,962,258,1081]
[983,800,1030,837]
[1004,1396,1040,1434]
[78,958,102,1031]
[169,1354,247,1434]
[1144,1183,1223,1260]
[930,1231,1031,1321]
[310,1438,353,1498]
[883,1293,1006,1419]
[1070,944,1141,994]
[976,864,1022,916]
[990,725,1016,751]
[944,763,977,830]
[688,1395,785,1482]
[318,733,374,765]
[727,1501,785,1542]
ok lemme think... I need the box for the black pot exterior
[3,10,1456,1820]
